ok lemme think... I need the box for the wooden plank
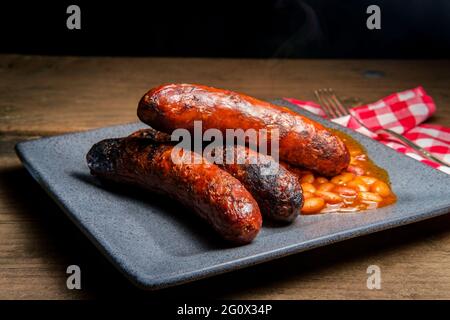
[1,55,449,135]
[0,55,449,299]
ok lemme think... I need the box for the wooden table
[1,54,449,299]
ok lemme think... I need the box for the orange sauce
[283,129,397,214]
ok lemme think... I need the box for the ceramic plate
[15,99,450,289]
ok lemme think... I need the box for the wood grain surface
[0,54,449,299]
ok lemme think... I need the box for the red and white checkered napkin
[284,86,450,174]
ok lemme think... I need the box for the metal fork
[314,88,450,167]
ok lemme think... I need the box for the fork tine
[320,89,337,117]
[328,88,350,116]
[325,88,347,117]
[314,90,332,118]
[314,90,328,116]
[321,89,341,118]
[315,89,337,118]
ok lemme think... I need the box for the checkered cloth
[285,87,450,174]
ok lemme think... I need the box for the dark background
[1,0,450,58]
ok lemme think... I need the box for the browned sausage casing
[218,145,303,222]
[130,128,303,222]
[137,84,350,176]
[86,136,262,245]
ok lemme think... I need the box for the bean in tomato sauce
[282,129,397,215]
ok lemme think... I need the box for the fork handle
[378,128,450,167]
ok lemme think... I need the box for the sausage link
[86,136,262,245]
[129,128,303,222]
[219,145,303,222]
[137,83,350,176]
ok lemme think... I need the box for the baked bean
[315,191,342,204]
[347,165,365,176]
[359,176,378,186]
[301,182,316,194]
[300,173,315,184]
[302,197,325,214]
[358,191,383,202]
[331,172,355,185]
[333,186,357,197]
[371,181,391,197]
[315,177,328,184]
[347,178,369,192]
[318,182,335,192]
[306,130,397,214]
[303,191,314,199]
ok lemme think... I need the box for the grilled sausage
[218,145,303,222]
[86,136,262,245]
[129,128,303,222]
[137,83,350,176]
[128,127,172,143]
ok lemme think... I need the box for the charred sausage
[137,84,350,176]
[218,145,303,222]
[86,136,262,244]
[129,128,303,222]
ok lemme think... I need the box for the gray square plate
[15,99,450,290]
